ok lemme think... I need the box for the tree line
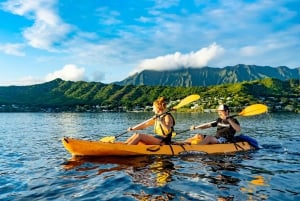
[0,78,299,112]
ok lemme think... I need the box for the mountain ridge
[115,64,300,87]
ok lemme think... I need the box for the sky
[0,0,299,86]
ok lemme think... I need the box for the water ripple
[1,113,300,200]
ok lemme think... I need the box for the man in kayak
[184,104,241,145]
[125,97,175,145]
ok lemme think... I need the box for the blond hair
[153,97,167,111]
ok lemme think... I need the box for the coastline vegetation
[0,78,299,113]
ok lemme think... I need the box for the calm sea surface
[0,112,299,201]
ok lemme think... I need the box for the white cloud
[18,76,44,86]
[240,45,259,57]
[45,64,86,81]
[0,43,25,56]
[153,0,179,9]
[23,18,71,50]
[2,0,71,50]
[131,43,224,74]
[0,64,86,86]
[95,7,121,25]
[0,76,44,86]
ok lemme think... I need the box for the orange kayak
[62,137,256,157]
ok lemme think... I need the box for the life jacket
[154,112,175,145]
[212,117,239,141]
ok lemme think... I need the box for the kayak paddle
[178,103,268,133]
[100,94,200,143]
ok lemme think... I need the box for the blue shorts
[216,137,228,144]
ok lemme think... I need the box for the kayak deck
[62,137,255,157]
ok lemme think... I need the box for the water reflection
[175,154,266,200]
[62,156,179,200]
[1,112,299,200]
[60,139,286,201]
[125,190,176,201]
[149,158,174,186]
[240,175,269,201]
[63,156,150,171]
[62,154,257,200]
[63,155,174,188]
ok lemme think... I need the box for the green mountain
[115,64,300,86]
[0,77,299,112]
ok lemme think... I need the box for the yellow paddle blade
[239,104,268,116]
[172,94,200,110]
[100,136,116,143]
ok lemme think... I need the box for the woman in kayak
[125,97,175,145]
[184,104,240,145]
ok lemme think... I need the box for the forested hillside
[0,78,299,112]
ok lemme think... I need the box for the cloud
[45,64,86,81]
[95,7,121,25]
[240,45,260,57]
[0,64,86,86]
[0,43,25,56]
[131,43,224,74]
[90,70,106,82]
[1,0,71,50]
[0,76,44,86]
[153,0,179,9]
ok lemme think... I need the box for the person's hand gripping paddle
[100,94,200,143]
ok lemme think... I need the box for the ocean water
[0,112,299,201]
